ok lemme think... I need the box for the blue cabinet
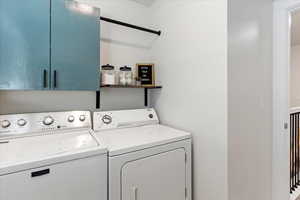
[51,0,100,90]
[0,0,100,91]
[0,0,50,90]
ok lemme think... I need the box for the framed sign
[136,63,155,86]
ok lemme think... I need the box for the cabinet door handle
[53,70,57,88]
[31,169,50,178]
[132,187,138,200]
[43,70,47,88]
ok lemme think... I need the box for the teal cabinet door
[0,0,50,90]
[51,0,100,90]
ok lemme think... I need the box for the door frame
[273,1,300,200]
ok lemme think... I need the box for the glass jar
[119,66,133,86]
[101,64,116,86]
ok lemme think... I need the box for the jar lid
[101,64,114,70]
[120,66,132,71]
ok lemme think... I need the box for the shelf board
[100,85,162,89]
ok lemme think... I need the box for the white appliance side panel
[121,148,186,200]
[0,155,107,200]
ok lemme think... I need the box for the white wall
[290,45,300,107]
[150,1,228,200]
[228,0,273,200]
[0,0,155,114]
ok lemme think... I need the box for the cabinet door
[51,0,100,90]
[121,149,186,200]
[0,0,50,90]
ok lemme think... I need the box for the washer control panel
[0,111,91,139]
[93,108,159,131]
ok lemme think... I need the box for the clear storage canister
[119,66,133,86]
[101,64,116,86]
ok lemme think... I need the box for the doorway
[289,9,300,200]
[274,1,300,200]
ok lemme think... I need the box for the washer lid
[94,124,191,156]
[0,130,104,171]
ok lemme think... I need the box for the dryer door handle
[132,186,138,200]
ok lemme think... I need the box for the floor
[291,188,300,200]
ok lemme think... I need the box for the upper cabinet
[0,0,50,90]
[0,0,100,91]
[51,0,100,90]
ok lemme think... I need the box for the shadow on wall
[0,91,96,114]
[130,0,156,7]
[100,21,159,50]
[101,38,152,50]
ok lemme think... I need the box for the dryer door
[121,148,186,200]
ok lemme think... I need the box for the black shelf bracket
[100,16,161,36]
[96,90,100,109]
[144,88,148,107]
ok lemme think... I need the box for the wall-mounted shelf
[96,16,162,109]
[96,85,162,109]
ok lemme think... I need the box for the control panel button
[1,120,11,128]
[102,115,112,125]
[68,115,75,123]
[79,115,86,122]
[43,116,54,126]
[17,119,27,127]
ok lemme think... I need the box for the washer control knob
[43,116,54,126]
[68,115,75,123]
[17,119,27,127]
[1,120,11,128]
[102,115,112,125]
[79,115,86,122]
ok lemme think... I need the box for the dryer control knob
[102,115,112,125]
[79,115,86,122]
[68,115,75,123]
[1,120,11,128]
[17,119,27,126]
[43,116,54,126]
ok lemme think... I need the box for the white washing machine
[93,108,192,200]
[0,111,107,200]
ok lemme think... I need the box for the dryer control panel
[0,111,91,139]
[93,108,159,131]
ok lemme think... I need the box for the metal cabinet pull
[43,70,47,88]
[31,168,50,178]
[53,70,57,88]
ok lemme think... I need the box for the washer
[93,108,192,200]
[0,111,107,200]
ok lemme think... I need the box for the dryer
[93,108,192,200]
[0,111,107,200]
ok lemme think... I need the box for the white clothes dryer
[93,108,192,200]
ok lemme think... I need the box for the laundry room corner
[0,0,278,200]
[149,1,228,200]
